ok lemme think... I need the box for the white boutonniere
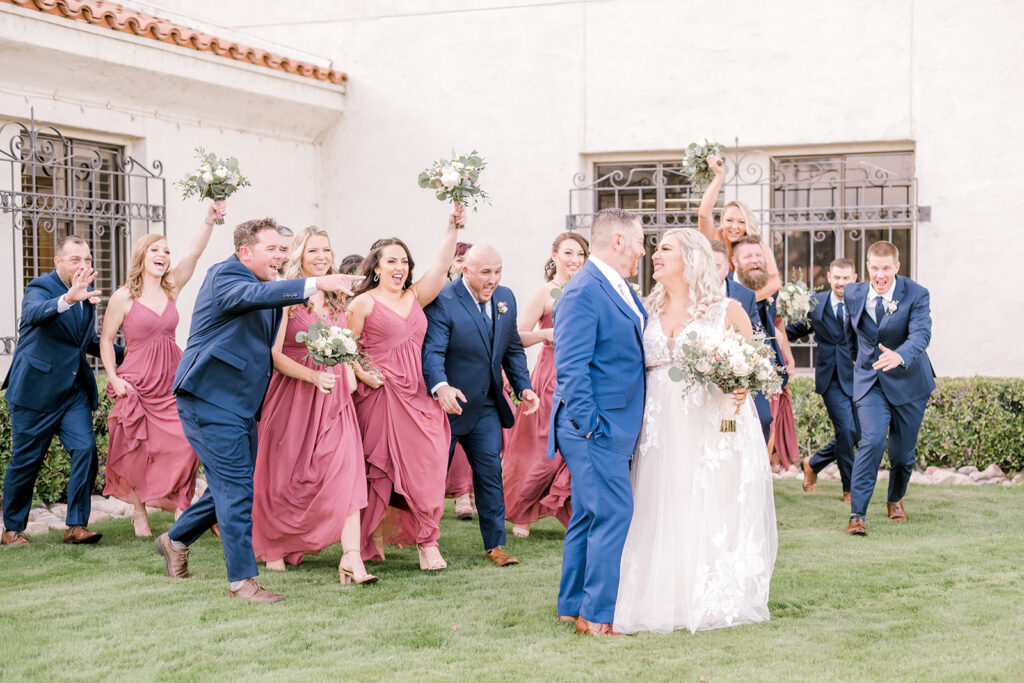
[886,300,899,316]
[629,282,642,297]
[496,301,508,317]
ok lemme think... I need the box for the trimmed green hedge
[0,378,114,506]
[1,377,1021,505]
[790,376,1024,474]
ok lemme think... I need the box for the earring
[373,273,379,283]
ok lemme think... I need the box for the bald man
[422,244,539,567]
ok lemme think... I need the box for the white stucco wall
[3,0,1021,376]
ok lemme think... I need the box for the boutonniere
[496,301,508,318]
[886,300,899,316]
[766,295,776,306]
[629,282,642,297]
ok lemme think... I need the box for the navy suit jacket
[172,255,307,419]
[3,270,123,412]
[548,259,647,458]
[844,277,935,405]
[422,278,532,435]
[786,290,853,396]
[725,278,758,330]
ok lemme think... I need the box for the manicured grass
[1,480,1022,681]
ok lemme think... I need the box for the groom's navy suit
[422,278,532,552]
[844,276,934,517]
[3,271,123,532]
[786,290,859,491]
[167,254,306,582]
[550,258,646,625]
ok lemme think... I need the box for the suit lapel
[848,285,866,330]
[490,290,505,357]
[455,278,492,352]
[593,267,643,337]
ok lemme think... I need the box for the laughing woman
[502,232,589,537]
[347,211,458,571]
[99,202,222,536]
[251,226,376,585]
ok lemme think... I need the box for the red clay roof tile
[3,0,347,84]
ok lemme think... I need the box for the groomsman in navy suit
[843,241,934,536]
[423,244,539,567]
[785,258,860,502]
[710,239,772,441]
[154,218,358,602]
[2,235,123,546]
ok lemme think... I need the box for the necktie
[874,296,885,325]
[478,300,489,320]
[836,301,845,324]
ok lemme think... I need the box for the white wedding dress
[613,301,778,634]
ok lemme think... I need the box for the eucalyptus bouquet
[776,270,814,324]
[681,139,725,186]
[417,151,488,227]
[296,321,371,391]
[669,326,783,432]
[177,148,250,223]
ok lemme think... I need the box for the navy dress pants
[449,408,506,552]
[168,394,259,582]
[808,379,860,492]
[3,388,97,530]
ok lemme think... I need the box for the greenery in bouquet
[177,148,250,223]
[776,269,816,324]
[296,320,372,370]
[681,139,725,187]
[417,151,489,226]
[668,325,783,398]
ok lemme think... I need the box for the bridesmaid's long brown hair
[352,238,416,297]
[283,226,345,315]
[124,233,176,300]
[544,232,590,281]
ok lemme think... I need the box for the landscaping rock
[957,466,979,475]
[924,466,940,476]
[88,511,109,524]
[49,504,67,518]
[910,471,931,484]
[980,464,1004,480]
[931,469,965,485]
[1014,473,1024,485]
[28,507,50,521]
[968,470,985,481]
[24,521,49,536]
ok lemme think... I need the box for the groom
[551,207,647,636]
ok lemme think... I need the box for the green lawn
[1,480,1022,681]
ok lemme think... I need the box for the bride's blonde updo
[644,228,725,321]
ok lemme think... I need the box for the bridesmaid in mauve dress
[99,202,222,536]
[348,209,458,571]
[251,226,376,585]
[502,232,588,538]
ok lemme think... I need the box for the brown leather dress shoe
[801,457,817,492]
[63,526,102,544]
[847,517,867,536]
[228,578,283,604]
[1,530,30,546]
[575,616,625,636]
[558,615,577,623]
[887,501,907,521]
[485,547,518,567]
[155,533,190,579]
[842,491,851,504]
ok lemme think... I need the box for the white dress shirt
[430,279,491,396]
[866,276,897,323]
[588,254,644,326]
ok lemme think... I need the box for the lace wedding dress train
[613,302,778,634]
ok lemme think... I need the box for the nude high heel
[339,550,379,585]
[417,544,447,571]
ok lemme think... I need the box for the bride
[613,229,777,634]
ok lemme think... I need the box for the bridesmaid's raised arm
[100,287,132,397]
[697,154,726,243]
[517,283,555,348]
[411,210,459,308]
[271,307,336,394]
[170,201,223,294]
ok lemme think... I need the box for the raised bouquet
[296,320,371,391]
[776,272,813,324]
[681,139,725,186]
[417,151,488,227]
[669,326,783,432]
[177,148,250,223]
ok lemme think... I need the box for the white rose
[200,163,212,173]
[214,167,228,179]
[227,174,240,186]
[342,336,358,355]
[696,358,713,374]
[201,171,214,183]
[440,168,461,190]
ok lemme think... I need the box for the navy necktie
[478,301,492,341]
[836,301,845,325]
[874,296,885,324]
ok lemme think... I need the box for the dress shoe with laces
[887,500,907,521]
[485,546,518,567]
[847,517,866,536]
[228,578,283,604]
[155,533,190,579]
[63,526,101,544]
[1,529,30,546]
[575,617,625,636]
[801,457,817,492]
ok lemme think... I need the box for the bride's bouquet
[417,151,488,228]
[776,272,813,324]
[681,139,725,186]
[296,320,371,391]
[177,148,250,224]
[669,326,783,432]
